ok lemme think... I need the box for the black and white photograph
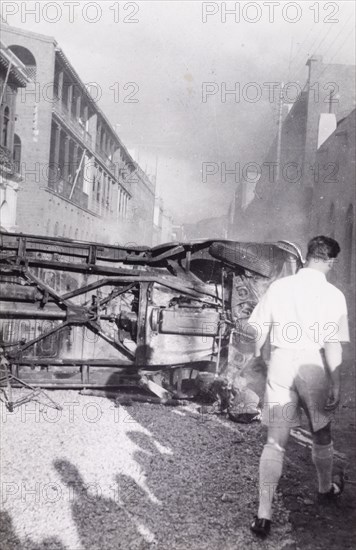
[0,1,355,549]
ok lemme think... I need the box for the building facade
[310,109,355,327]
[1,24,155,245]
[152,195,174,245]
[228,56,355,348]
[0,41,28,231]
[229,55,355,247]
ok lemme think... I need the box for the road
[1,363,355,550]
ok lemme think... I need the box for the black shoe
[317,472,344,504]
[250,516,271,538]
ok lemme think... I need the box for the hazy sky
[2,0,355,223]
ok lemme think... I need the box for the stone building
[152,195,174,245]
[310,109,355,325]
[1,24,155,245]
[229,55,355,247]
[0,40,28,231]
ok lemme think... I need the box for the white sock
[312,442,333,493]
[258,443,285,520]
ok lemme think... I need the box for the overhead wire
[293,23,332,76]
[288,22,320,67]
[292,17,354,87]
[312,25,354,82]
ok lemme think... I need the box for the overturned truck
[0,232,302,403]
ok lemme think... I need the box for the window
[61,77,71,112]
[13,134,21,173]
[77,148,85,190]
[2,107,10,147]
[0,201,11,230]
[92,163,98,194]
[8,45,37,80]
[102,173,106,205]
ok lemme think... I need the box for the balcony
[0,145,22,182]
[95,146,117,175]
[52,98,94,149]
[0,145,15,175]
[48,175,89,210]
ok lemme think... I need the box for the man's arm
[248,286,273,357]
[323,291,349,411]
[254,331,269,358]
[324,341,342,411]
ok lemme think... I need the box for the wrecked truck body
[0,232,303,401]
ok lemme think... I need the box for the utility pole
[276,82,284,183]
[287,38,294,81]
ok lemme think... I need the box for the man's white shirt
[248,267,350,349]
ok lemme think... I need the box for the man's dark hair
[306,236,340,261]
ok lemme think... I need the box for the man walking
[248,236,350,538]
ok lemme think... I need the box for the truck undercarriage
[0,232,302,402]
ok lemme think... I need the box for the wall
[128,169,155,246]
[310,109,355,329]
[0,47,26,231]
[2,26,56,234]
[230,57,356,253]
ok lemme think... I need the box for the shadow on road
[53,459,151,550]
[0,510,67,550]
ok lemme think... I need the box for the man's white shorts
[262,347,331,432]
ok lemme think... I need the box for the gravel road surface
[1,382,355,550]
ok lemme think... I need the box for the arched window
[13,134,21,173]
[54,222,59,236]
[329,203,336,239]
[2,107,10,147]
[0,201,11,230]
[8,45,37,80]
[345,204,354,284]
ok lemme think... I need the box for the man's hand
[324,385,340,411]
